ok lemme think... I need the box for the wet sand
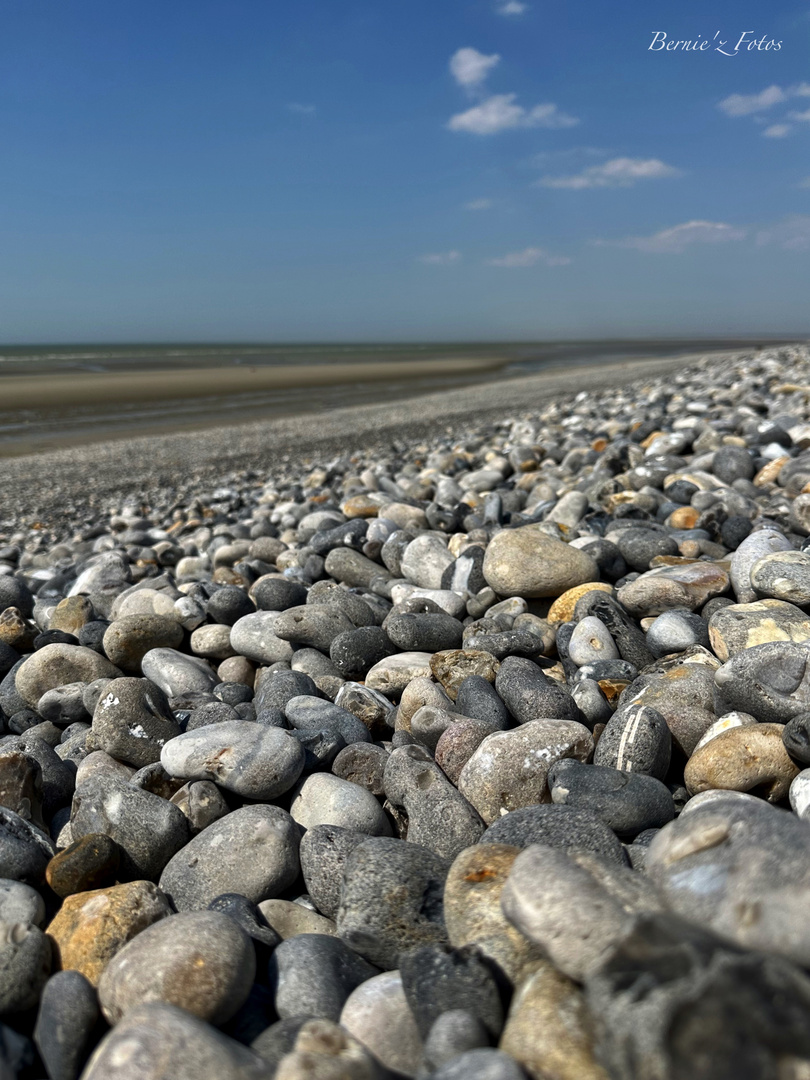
[0,356,507,409]
[1,348,759,528]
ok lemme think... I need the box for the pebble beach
[5,342,810,1079]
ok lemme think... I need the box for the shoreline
[1,346,770,529]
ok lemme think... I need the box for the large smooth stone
[15,645,120,709]
[483,527,599,599]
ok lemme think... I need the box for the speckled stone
[548,758,675,838]
[97,910,255,1025]
[750,550,810,605]
[15,644,121,709]
[714,641,810,722]
[499,963,608,1080]
[458,720,594,824]
[568,617,619,666]
[501,844,664,980]
[482,527,599,599]
[730,528,792,604]
[592,703,672,779]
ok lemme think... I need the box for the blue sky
[1,0,809,341]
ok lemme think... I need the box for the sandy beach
[2,347,758,527]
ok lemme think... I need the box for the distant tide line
[0,357,507,410]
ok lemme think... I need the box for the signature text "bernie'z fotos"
[649,31,782,56]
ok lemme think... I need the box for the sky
[1,0,809,342]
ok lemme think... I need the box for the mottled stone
[483,527,599,599]
[46,834,120,898]
[15,645,120,709]
[708,599,810,662]
[46,880,171,985]
[617,561,729,617]
[97,910,255,1025]
[684,723,800,801]
[430,649,500,701]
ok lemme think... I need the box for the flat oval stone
[34,969,99,1080]
[365,653,434,697]
[617,561,729,617]
[102,616,184,672]
[160,720,305,800]
[751,550,810,605]
[159,804,301,911]
[46,880,172,985]
[258,899,336,939]
[229,611,294,665]
[0,880,45,926]
[15,645,121,709]
[708,599,810,662]
[548,759,675,838]
[684,723,800,801]
[482,527,599,599]
[97,910,255,1025]
[141,648,219,697]
[458,720,594,825]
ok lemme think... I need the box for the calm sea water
[0,338,800,455]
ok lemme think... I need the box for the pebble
[159,804,301,910]
[0,921,52,1014]
[644,609,710,657]
[548,758,675,837]
[730,528,793,604]
[268,933,379,1021]
[399,943,503,1040]
[258,899,336,939]
[751,549,810,605]
[97,910,255,1025]
[708,598,810,661]
[0,808,56,884]
[482,526,599,598]
[332,743,388,795]
[494,655,581,724]
[337,837,449,969]
[501,844,664,980]
[46,879,171,985]
[34,970,99,1080]
[340,970,423,1077]
[102,614,184,671]
[714,641,810,721]
[81,1002,270,1080]
[92,676,181,767]
[458,719,594,824]
[229,611,295,665]
[290,773,391,835]
[592,702,672,779]
[617,561,730,617]
[15,644,120,709]
[684,722,800,801]
[140,648,219,697]
[480,804,627,864]
[45,833,120,897]
[0,880,45,927]
[383,744,485,858]
[161,720,305,799]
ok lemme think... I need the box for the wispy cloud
[449,93,578,135]
[497,1,528,14]
[487,246,570,267]
[757,214,810,250]
[418,250,462,265]
[597,220,747,254]
[537,157,681,190]
[287,102,316,115]
[790,108,810,122]
[763,123,791,138]
[449,48,500,90]
[464,198,493,210]
[718,85,786,117]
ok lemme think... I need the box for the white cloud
[790,108,810,122]
[418,250,462,265]
[287,103,316,115]
[497,1,528,14]
[598,220,747,254]
[449,48,500,90]
[718,84,786,116]
[794,82,810,97]
[537,156,681,190]
[448,93,578,135]
[757,214,810,250]
[763,123,791,138]
[487,246,571,267]
[464,198,493,210]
